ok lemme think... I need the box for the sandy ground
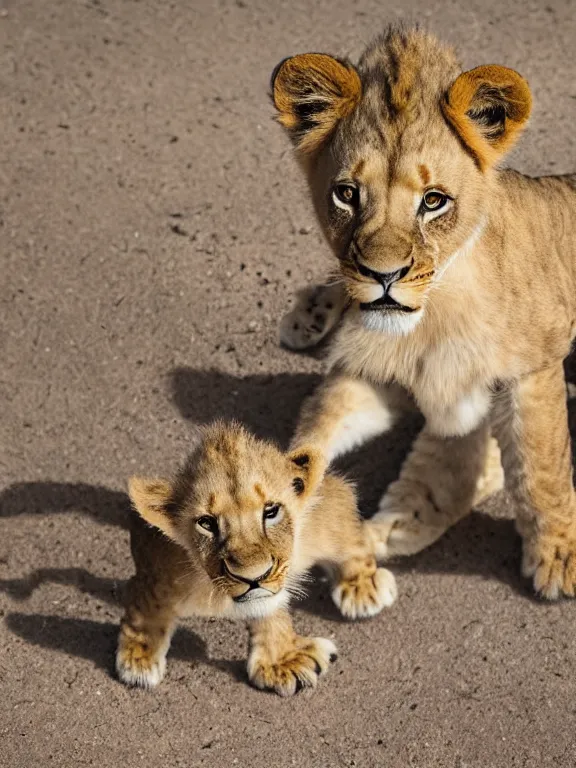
[2,0,576,766]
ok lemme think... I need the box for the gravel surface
[2,1,576,766]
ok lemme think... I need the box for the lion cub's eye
[420,189,449,214]
[333,183,360,210]
[196,515,219,536]
[263,503,282,525]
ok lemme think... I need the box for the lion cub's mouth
[233,586,278,603]
[360,292,416,313]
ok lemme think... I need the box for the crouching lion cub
[116,421,396,696]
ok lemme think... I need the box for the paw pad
[279,284,345,350]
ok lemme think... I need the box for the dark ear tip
[270,56,292,95]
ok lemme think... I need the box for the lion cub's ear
[443,65,532,170]
[128,477,178,542]
[288,447,327,500]
[271,53,361,154]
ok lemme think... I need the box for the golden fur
[272,27,576,599]
[273,54,361,155]
[116,422,397,696]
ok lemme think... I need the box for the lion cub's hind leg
[367,423,495,560]
[247,609,337,697]
[366,383,575,560]
[279,283,347,350]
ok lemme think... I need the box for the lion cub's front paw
[116,625,168,689]
[522,530,576,599]
[332,566,397,620]
[247,636,337,697]
[279,283,346,350]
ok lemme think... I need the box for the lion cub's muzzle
[223,559,280,603]
[354,262,417,313]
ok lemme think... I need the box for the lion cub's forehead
[337,30,461,159]
[189,425,291,510]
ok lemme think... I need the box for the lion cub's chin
[228,588,290,621]
[360,307,424,336]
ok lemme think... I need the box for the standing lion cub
[271,26,576,599]
[116,422,396,696]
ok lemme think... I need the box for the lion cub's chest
[333,318,496,437]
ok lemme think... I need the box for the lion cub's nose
[357,261,411,289]
[224,557,274,584]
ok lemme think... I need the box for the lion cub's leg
[352,380,574,558]
[367,422,494,558]
[292,371,503,559]
[279,282,348,350]
[116,522,189,689]
[291,372,409,462]
[304,475,398,618]
[494,365,576,599]
[331,546,398,620]
[116,579,179,689]
[247,609,337,697]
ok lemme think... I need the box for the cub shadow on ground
[3,569,245,683]
[297,508,528,623]
[0,481,131,529]
[170,367,323,448]
[4,612,248,683]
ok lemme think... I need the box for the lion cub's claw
[332,566,397,619]
[522,532,576,599]
[247,636,337,697]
